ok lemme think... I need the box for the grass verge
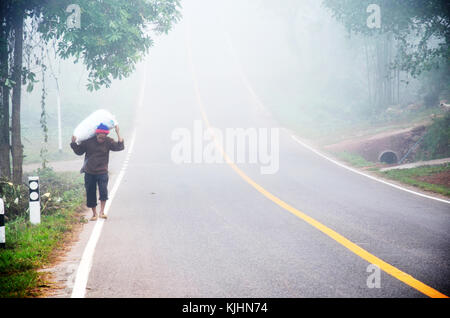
[333,151,377,168]
[329,151,449,197]
[0,170,85,297]
[378,164,450,197]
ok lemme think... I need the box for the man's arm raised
[109,125,125,151]
[70,136,86,155]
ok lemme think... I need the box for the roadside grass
[378,164,450,197]
[333,151,377,168]
[0,169,85,297]
[328,151,449,197]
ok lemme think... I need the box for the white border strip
[291,134,450,205]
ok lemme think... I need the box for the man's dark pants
[84,173,109,208]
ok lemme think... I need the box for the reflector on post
[29,176,41,225]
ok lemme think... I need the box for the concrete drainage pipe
[379,150,399,164]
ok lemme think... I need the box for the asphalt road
[84,2,450,298]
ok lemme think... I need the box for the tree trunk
[0,87,10,179]
[11,12,23,184]
[375,38,383,109]
[0,1,11,178]
[374,33,394,110]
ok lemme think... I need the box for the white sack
[73,109,118,144]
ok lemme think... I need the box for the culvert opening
[379,151,398,164]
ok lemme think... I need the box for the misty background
[20,0,449,164]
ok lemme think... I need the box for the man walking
[71,123,125,221]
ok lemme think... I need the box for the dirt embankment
[416,171,450,188]
[323,124,428,164]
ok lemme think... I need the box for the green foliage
[415,113,450,161]
[418,64,450,107]
[322,0,450,77]
[0,179,24,219]
[37,0,181,91]
[39,61,48,169]
[0,270,38,298]
[0,210,81,297]
[2,0,181,91]
[334,151,376,168]
[0,168,84,222]
[23,68,38,93]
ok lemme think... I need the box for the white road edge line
[71,60,147,298]
[291,134,450,205]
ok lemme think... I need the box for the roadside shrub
[423,92,439,108]
[0,168,84,222]
[0,179,28,221]
[415,112,450,161]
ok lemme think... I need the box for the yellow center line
[185,22,448,299]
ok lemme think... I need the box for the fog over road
[82,1,450,298]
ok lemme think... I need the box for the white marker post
[0,198,5,248]
[28,177,41,225]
